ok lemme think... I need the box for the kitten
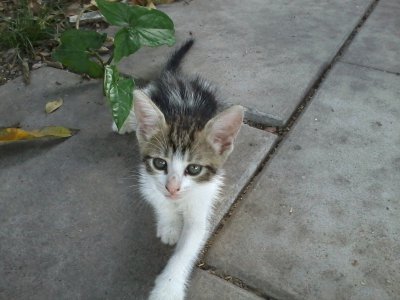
[114,39,244,300]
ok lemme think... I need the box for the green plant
[52,0,175,130]
[0,0,65,58]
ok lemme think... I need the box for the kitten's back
[146,39,219,130]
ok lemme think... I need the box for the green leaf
[96,0,175,62]
[114,28,141,64]
[52,29,107,78]
[96,0,131,27]
[104,65,135,130]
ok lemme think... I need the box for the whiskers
[117,168,149,212]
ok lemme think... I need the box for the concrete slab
[110,0,373,126]
[0,67,275,299]
[342,0,400,74]
[188,270,263,300]
[206,62,400,300]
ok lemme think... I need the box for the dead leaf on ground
[65,2,82,16]
[45,98,63,114]
[0,126,78,143]
[45,60,63,69]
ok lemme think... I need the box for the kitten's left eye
[186,164,202,176]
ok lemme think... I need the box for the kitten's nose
[166,175,181,196]
[165,184,180,195]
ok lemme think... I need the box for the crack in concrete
[340,60,400,77]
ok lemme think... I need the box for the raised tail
[164,38,194,72]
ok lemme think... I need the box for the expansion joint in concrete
[245,0,381,135]
[196,263,276,300]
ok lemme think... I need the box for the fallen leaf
[0,126,78,143]
[65,2,81,16]
[44,60,64,69]
[45,98,63,114]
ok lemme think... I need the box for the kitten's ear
[205,105,244,156]
[133,89,166,141]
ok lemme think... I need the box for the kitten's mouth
[165,193,181,200]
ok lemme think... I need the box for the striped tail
[164,38,195,72]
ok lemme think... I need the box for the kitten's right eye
[153,158,167,171]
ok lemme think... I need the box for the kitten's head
[134,90,243,200]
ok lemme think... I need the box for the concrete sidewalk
[1,0,399,299]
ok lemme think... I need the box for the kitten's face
[141,127,224,200]
[134,90,243,200]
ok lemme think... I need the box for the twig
[75,7,85,29]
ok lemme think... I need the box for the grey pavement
[115,0,374,126]
[205,62,400,300]
[1,0,400,299]
[342,0,400,74]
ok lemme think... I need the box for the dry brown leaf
[65,2,82,16]
[45,60,63,69]
[45,98,63,114]
[0,126,77,143]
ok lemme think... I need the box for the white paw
[149,274,185,300]
[112,122,135,135]
[111,122,120,133]
[157,222,182,245]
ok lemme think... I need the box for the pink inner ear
[207,105,244,155]
[213,135,234,155]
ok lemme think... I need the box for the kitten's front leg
[154,204,183,246]
[149,198,213,300]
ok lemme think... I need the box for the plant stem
[89,50,105,67]
[106,52,114,65]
